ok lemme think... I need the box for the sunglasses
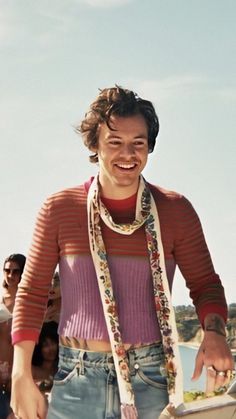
[4,268,21,275]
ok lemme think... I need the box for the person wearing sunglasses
[2,254,26,314]
[0,254,26,419]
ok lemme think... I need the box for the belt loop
[128,350,135,376]
[105,370,115,418]
[77,350,86,375]
[107,354,114,370]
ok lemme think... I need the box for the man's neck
[99,178,140,200]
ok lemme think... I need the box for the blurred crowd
[0,254,61,419]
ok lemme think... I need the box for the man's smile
[114,163,137,170]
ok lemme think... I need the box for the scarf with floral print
[87,174,183,419]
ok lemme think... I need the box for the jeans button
[134,363,140,370]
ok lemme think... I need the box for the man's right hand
[11,372,47,419]
[11,341,47,419]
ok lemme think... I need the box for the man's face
[3,261,21,288]
[95,114,149,199]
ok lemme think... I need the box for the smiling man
[10,86,234,419]
[95,114,149,198]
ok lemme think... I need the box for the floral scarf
[87,174,183,419]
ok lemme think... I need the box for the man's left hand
[192,314,235,394]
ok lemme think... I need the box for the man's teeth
[117,163,136,169]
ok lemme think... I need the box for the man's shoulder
[149,183,197,220]
[43,184,87,210]
[51,184,85,198]
[149,183,183,202]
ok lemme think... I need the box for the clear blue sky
[0,0,235,305]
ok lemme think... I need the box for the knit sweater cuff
[198,303,228,327]
[11,329,39,345]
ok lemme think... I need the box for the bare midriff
[59,336,158,352]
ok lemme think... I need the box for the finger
[37,406,47,419]
[192,363,203,381]
[229,369,236,381]
[192,349,204,381]
[215,371,227,390]
[215,369,236,389]
[37,395,48,419]
[206,365,217,394]
[15,411,37,419]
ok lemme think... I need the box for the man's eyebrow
[106,134,122,139]
[106,133,147,139]
[133,134,148,139]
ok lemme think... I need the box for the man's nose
[121,142,135,156]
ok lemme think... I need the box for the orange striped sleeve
[12,196,60,343]
[170,194,227,324]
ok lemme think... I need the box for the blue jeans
[47,342,168,419]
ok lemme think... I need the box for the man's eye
[109,140,120,145]
[134,141,145,146]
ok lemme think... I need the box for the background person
[10,86,234,419]
[32,321,59,396]
[1,254,26,314]
[44,272,61,324]
[0,254,26,419]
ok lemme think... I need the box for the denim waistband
[58,341,164,370]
